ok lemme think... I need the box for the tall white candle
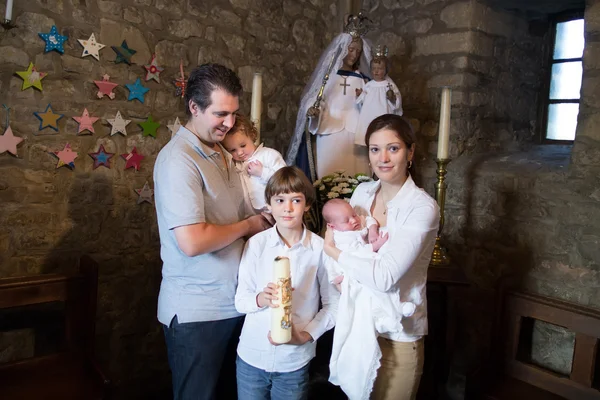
[271,256,292,344]
[5,0,13,21]
[437,87,451,159]
[250,72,262,143]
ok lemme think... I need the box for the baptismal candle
[5,0,13,21]
[250,72,262,143]
[437,87,451,159]
[271,256,292,344]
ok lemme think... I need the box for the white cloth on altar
[308,71,370,178]
[355,77,403,146]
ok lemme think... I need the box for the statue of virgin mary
[286,14,373,181]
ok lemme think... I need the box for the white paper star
[135,181,154,204]
[167,117,182,138]
[107,111,131,136]
[77,33,105,61]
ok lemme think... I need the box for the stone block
[399,18,433,34]
[585,1,600,34]
[574,110,600,141]
[98,1,123,17]
[292,20,315,49]
[210,6,241,27]
[382,0,414,10]
[376,31,406,57]
[205,26,215,42]
[15,13,55,50]
[426,73,479,88]
[415,32,493,57]
[167,19,203,39]
[99,19,151,65]
[134,0,152,5]
[222,32,246,55]
[124,7,144,24]
[267,103,283,120]
[143,10,162,29]
[156,40,189,67]
[61,54,94,74]
[156,0,184,17]
[72,7,99,26]
[440,1,527,38]
[0,46,30,67]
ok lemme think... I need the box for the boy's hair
[322,199,349,224]
[227,113,258,142]
[265,166,316,207]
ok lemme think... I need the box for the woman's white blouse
[338,175,440,341]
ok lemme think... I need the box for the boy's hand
[267,325,312,346]
[367,225,380,244]
[256,282,279,308]
[355,88,363,97]
[247,160,263,177]
[372,232,389,252]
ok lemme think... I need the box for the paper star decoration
[94,74,119,99]
[107,111,131,136]
[125,78,149,103]
[0,126,24,156]
[140,115,160,138]
[72,108,99,135]
[135,181,154,204]
[51,143,78,169]
[111,40,136,65]
[174,59,186,98]
[144,54,164,83]
[77,33,105,61]
[88,144,114,169]
[167,117,182,138]
[38,25,68,54]
[121,147,144,171]
[34,104,64,132]
[16,63,47,91]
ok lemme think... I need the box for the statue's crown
[372,45,389,61]
[344,12,370,38]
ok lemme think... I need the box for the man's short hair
[264,166,316,207]
[184,63,243,115]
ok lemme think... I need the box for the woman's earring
[408,160,413,169]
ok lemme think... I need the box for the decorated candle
[437,87,451,160]
[250,72,262,143]
[271,256,292,344]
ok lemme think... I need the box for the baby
[222,114,286,214]
[322,198,388,289]
[355,45,403,146]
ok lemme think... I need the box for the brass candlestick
[431,158,450,266]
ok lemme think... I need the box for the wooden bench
[467,290,600,400]
[0,255,110,399]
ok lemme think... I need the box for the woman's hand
[324,227,341,261]
[256,282,279,308]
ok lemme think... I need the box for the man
[154,63,272,400]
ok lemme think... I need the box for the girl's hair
[227,113,258,142]
[264,166,316,207]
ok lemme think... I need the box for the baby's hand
[333,275,344,285]
[367,225,380,244]
[372,232,389,252]
[247,160,263,177]
[355,88,363,97]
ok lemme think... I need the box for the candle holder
[1,19,16,30]
[431,158,450,266]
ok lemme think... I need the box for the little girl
[222,114,287,214]
[355,45,403,146]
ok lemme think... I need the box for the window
[543,14,585,142]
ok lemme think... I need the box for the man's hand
[307,106,320,118]
[355,88,363,97]
[247,160,263,177]
[257,282,279,308]
[246,214,272,237]
[371,232,389,252]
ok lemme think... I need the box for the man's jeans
[163,315,244,400]
[236,356,309,400]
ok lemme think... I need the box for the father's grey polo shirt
[154,126,246,324]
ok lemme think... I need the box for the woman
[286,14,372,180]
[323,114,440,400]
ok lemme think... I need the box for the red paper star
[94,74,119,99]
[72,108,99,134]
[51,143,78,169]
[121,147,144,171]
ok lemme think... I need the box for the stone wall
[0,0,340,397]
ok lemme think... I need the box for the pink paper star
[144,54,164,83]
[121,147,144,171]
[51,143,78,169]
[0,126,24,156]
[72,108,99,135]
[94,74,119,99]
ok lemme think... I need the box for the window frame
[540,10,585,144]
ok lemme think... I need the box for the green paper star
[139,115,160,138]
[111,40,136,65]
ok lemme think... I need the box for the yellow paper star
[16,62,48,91]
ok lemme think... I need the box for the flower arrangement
[313,170,373,204]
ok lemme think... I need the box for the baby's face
[371,60,386,81]
[329,203,361,232]
[222,130,257,162]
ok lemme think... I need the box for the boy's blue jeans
[163,315,244,400]
[236,356,309,400]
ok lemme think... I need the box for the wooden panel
[571,334,598,387]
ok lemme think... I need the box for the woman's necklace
[379,190,391,215]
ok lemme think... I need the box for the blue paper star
[38,25,68,54]
[111,40,137,65]
[88,144,115,169]
[125,78,149,103]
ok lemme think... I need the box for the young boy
[222,114,287,214]
[321,198,388,290]
[234,166,339,400]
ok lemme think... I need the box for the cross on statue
[340,77,350,95]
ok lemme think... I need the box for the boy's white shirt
[235,225,339,373]
[234,144,287,212]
